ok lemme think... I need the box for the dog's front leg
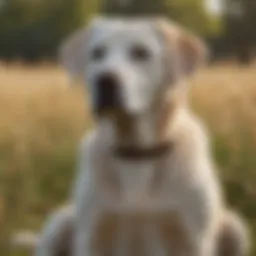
[181,172,222,256]
[72,135,99,256]
[74,183,100,256]
[35,205,74,256]
[75,207,98,256]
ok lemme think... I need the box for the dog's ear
[177,30,209,76]
[155,18,208,77]
[59,27,89,79]
[59,18,104,79]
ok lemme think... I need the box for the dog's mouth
[94,87,122,115]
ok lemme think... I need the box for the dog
[33,17,250,256]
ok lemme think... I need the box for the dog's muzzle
[94,72,122,114]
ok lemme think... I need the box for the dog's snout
[94,72,121,113]
[96,72,119,88]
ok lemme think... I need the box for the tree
[224,0,256,63]
[0,0,221,60]
[102,0,221,36]
[0,0,100,60]
[102,0,169,15]
[166,0,221,36]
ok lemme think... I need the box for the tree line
[0,0,255,63]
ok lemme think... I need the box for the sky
[206,0,222,14]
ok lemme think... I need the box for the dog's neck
[114,113,168,147]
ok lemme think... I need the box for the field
[0,63,256,255]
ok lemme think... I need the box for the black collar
[114,142,173,160]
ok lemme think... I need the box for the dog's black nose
[94,72,121,113]
[97,72,119,88]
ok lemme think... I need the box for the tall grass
[0,64,255,255]
[191,66,256,256]
[0,64,91,255]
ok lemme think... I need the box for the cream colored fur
[33,17,249,256]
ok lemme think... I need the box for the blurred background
[0,0,255,255]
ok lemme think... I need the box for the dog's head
[60,18,208,117]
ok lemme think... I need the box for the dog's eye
[130,45,151,61]
[90,46,106,61]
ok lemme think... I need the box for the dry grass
[192,66,256,139]
[0,63,255,255]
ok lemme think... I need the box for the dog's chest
[92,159,192,255]
[117,160,159,198]
[89,152,205,255]
[98,158,174,210]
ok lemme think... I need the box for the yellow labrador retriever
[35,17,249,256]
